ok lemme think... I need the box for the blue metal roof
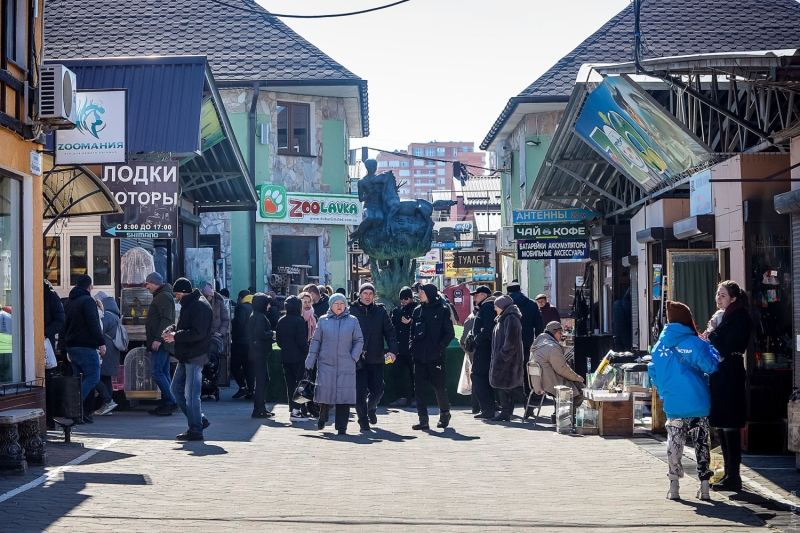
[51,55,206,154]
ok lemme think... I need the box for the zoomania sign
[257,184,362,226]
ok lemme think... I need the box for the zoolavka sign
[513,209,596,225]
[514,223,588,240]
[257,184,362,225]
[55,90,127,165]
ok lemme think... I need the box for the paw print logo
[260,184,287,218]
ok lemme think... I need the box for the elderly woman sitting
[531,321,585,414]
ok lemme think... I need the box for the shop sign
[652,264,663,300]
[56,90,127,165]
[423,249,441,263]
[444,251,473,278]
[100,161,179,239]
[517,239,590,260]
[472,267,495,281]
[453,288,464,303]
[257,184,362,225]
[513,209,596,225]
[419,264,437,277]
[454,251,489,268]
[29,150,41,176]
[513,223,588,240]
[431,241,473,249]
[689,168,712,216]
[574,76,713,194]
[436,263,444,275]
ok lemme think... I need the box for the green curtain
[672,258,717,328]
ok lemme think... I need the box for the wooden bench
[0,408,47,474]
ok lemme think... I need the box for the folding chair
[523,361,547,426]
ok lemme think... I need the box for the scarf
[302,308,317,341]
[722,297,745,320]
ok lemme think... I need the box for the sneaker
[176,430,203,441]
[490,413,511,422]
[232,387,248,399]
[202,417,210,430]
[156,403,179,416]
[359,422,371,432]
[697,480,710,501]
[474,412,495,419]
[290,410,309,422]
[94,401,118,416]
[667,480,680,500]
[244,392,254,400]
[388,398,408,407]
[82,415,94,424]
[251,410,271,419]
[412,422,430,431]
[368,411,378,425]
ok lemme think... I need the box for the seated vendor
[531,321,585,410]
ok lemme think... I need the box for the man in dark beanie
[144,271,178,415]
[64,274,105,423]
[470,285,497,419]
[349,282,398,431]
[410,283,455,430]
[162,277,213,441]
[390,286,417,407]
[506,281,543,413]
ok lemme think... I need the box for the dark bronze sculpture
[351,159,454,305]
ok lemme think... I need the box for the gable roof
[43,0,369,136]
[481,0,800,149]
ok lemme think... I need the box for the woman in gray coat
[489,295,525,422]
[305,294,364,435]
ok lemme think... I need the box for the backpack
[106,314,129,351]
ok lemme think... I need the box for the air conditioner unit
[38,64,77,128]
[497,226,516,253]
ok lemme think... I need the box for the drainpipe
[248,83,260,291]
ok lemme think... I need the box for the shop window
[276,101,311,155]
[69,236,88,286]
[44,236,61,287]
[93,237,112,286]
[271,236,319,280]
[0,176,21,384]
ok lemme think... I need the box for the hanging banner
[513,209,596,225]
[419,264,437,277]
[454,252,489,268]
[100,161,179,239]
[257,184,362,225]
[431,241,473,249]
[472,267,495,281]
[653,264,663,300]
[517,239,590,260]
[689,168,712,216]
[514,223,589,240]
[56,90,127,165]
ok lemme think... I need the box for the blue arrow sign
[513,209,597,225]
[105,227,174,237]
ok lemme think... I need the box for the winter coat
[460,312,477,359]
[64,286,105,349]
[248,294,274,359]
[145,283,175,354]
[490,305,525,389]
[708,306,753,428]
[305,308,364,405]
[313,293,330,319]
[349,301,399,364]
[172,289,213,365]
[409,296,455,363]
[532,332,582,398]
[508,291,543,353]
[648,323,719,419]
[43,280,65,350]
[391,301,417,356]
[99,296,122,377]
[539,302,561,326]
[472,297,497,359]
[208,291,230,337]
[231,295,252,346]
[267,304,281,330]
[275,297,308,365]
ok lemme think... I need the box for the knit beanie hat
[328,293,347,307]
[494,295,514,311]
[399,286,414,300]
[173,278,193,294]
[666,300,698,335]
[359,283,375,294]
[201,282,214,297]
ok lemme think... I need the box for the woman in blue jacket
[649,301,719,501]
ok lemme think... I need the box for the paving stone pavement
[0,392,791,533]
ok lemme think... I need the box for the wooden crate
[651,387,667,434]
[599,399,634,436]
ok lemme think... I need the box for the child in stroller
[202,336,224,401]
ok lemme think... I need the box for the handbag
[44,338,58,370]
[463,333,476,353]
[292,370,316,404]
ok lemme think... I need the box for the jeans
[283,362,305,411]
[68,347,101,403]
[392,353,415,400]
[414,361,450,423]
[231,343,253,391]
[667,417,712,481]
[470,350,494,415]
[170,361,204,433]
[251,355,270,413]
[355,363,384,425]
[151,346,176,406]
[319,404,351,431]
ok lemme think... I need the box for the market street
[1,395,796,533]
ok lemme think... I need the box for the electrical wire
[366,147,498,174]
[209,0,410,18]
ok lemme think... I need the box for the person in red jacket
[535,294,561,325]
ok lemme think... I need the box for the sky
[257,0,630,152]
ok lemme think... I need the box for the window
[437,147,445,156]
[415,180,422,185]
[400,161,409,167]
[437,169,445,176]
[399,170,410,177]
[400,188,410,195]
[377,161,388,168]
[426,160,435,167]
[0,176,21,384]
[452,148,458,157]
[414,170,422,175]
[70,236,88,286]
[414,159,424,167]
[428,179,434,184]
[389,160,400,168]
[461,146,473,153]
[276,101,311,155]
[437,178,446,184]
[437,161,445,167]
[413,148,423,156]
[44,237,61,287]
[425,148,436,157]
[4,0,26,66]
[93,237,112,286]
[272,236,318,277]
[427,170,435,175]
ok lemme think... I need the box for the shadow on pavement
[421,427,480,441]
[175,441,229,456]
[676,497,767,526]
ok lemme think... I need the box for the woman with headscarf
[704,280,753,492]
[276,295,311,422]
[488,295,525,422]
[305,294,363,435]
[649,300,719,501]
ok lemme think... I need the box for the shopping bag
[44,338,58,369]
[457,353,472,395]
[292,370,316,404]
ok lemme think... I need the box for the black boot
[437,411,451,428]
[712,428,742,491]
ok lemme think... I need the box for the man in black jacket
[144,272,178,415]
[248,293,275,419]
[230,290,254,399]
[276,295,310,422]
[44,279,65,429]
[64,275,106,424]
[507,281,544,409]
[410,284,455,430]
[349,283,398,431]
[470,285,497,419]
[162,278,213,441]
[389,287,417,407]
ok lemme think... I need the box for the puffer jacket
[349,301,399,364]
[248,294,274,358]
[64,286,104,349]
[490,305,525,389]
[275,296,308,365]
[99,296,123,377]
[532,332,582,398]
[305,308,364,405]
[209,291,230,336]
[409,288,455,364]
[145,283,175,354]
[648,322,719,419]
[231,295,252,346]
